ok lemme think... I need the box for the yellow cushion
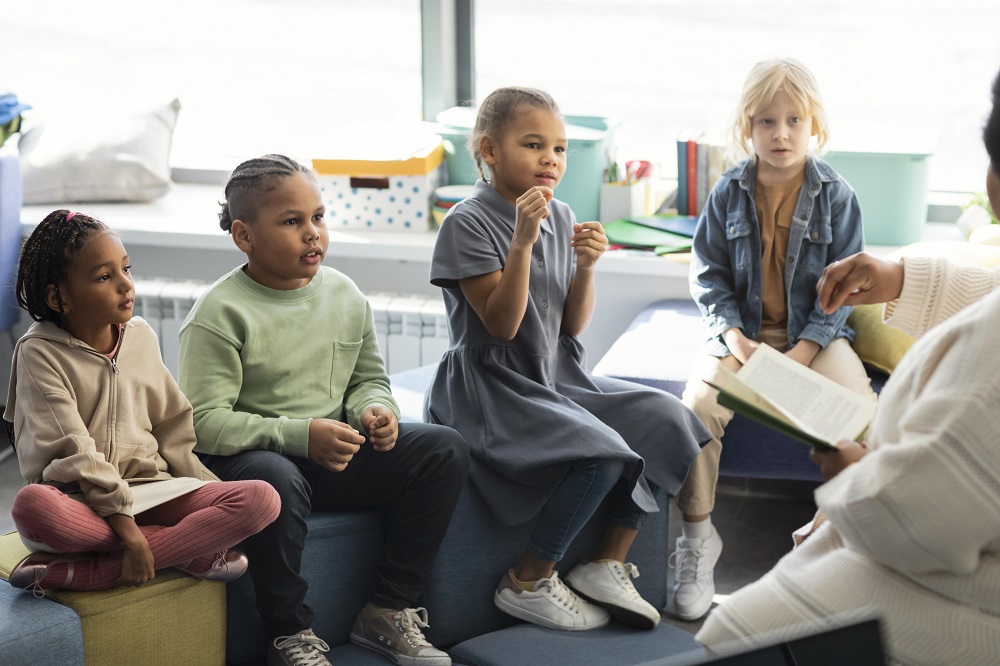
[848,241,1000,374]
[1,531,225,665]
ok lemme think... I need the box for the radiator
[132,279,450,378]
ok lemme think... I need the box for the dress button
[537,260,543,267]
[728,226,735,234]
[811,231,818,240]
[542,301,548,308]
[753,295,760,303]
[789,255,796,263]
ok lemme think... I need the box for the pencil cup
[600,182,646,223]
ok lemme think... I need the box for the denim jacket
[690,156,863,357]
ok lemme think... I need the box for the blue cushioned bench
[223,362,712,665]
[592,299,888,482]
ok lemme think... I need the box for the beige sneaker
[350,607,451,666]
[267,629,331,666]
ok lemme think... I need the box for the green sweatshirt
[178,266,399,459]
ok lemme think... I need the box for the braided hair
[16,210,109,327]
[219,154,313,233]
[467,87,561,182]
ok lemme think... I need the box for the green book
[605,218,692,251]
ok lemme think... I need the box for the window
[1,0,423,173]
[474,0,1000,195]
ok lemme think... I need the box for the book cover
[676,135,689,216]
[704,344,875,450]
[696,141,710,215]
[626,215,698,237]
[686,137,698,216]
[605,218,693,250]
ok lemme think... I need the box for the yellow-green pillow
[848,303,915,375]
[848,241,1000,374]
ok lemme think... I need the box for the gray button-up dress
[425,181,708,526]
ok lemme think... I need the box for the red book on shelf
[686,138,698,215]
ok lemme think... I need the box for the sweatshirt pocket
[330,340,363,400]
[115,443,160,480]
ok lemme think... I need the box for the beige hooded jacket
[4,317,217,518]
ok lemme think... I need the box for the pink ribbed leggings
[11,479,280,590]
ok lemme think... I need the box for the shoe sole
[564,581,660,630]
[350,632,451,666]
[672,599,715,622]
[493,591,611,631]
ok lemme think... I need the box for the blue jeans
[527,458,645,562]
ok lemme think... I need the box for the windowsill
[20,182,966,276]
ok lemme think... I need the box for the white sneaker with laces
[669,526,723,621]
[494,569,610,631]
[565,560,660,629]
[268,629,332,666]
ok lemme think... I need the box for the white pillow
[19,98,180,204]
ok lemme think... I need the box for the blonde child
[4,210,279,595]
[424,87,708,633]
[178,155,469,666]
[674,58,876,620]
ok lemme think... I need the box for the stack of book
[676,133,727,217]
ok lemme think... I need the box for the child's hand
[809,440,868,480]
[571,222,608,270]
[308,418,366,472]
[512,186,552,248]
[117,537,155,587]
[723,328,759,365]
[784,339,820,367]
[361,405,399,452]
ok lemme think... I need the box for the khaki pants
[677,329,876,517]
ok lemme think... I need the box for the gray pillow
[19,98,180,204]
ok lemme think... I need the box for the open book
[704,344,875,451]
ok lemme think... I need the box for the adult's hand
[817,252,904,314]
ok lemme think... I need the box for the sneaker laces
[611,561,643,599]
[669,542,709,586]
[538,572,587,615]
[273,632,331,666]
[396,607,434,649]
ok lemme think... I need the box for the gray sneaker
[268,629,331,666]
[350,607,451,665]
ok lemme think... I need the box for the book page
[737,344,874,444]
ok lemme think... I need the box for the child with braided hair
[179,155,469,666]
[4,210,280,595]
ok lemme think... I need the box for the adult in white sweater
[696,67,1000,666]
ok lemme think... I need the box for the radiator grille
[132,280,449,378]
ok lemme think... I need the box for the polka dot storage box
[313,126,445,232]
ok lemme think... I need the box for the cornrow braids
[219,154,313,232]
[16,210,109,326]
[467,87,561,182]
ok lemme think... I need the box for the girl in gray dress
[425,87,709,633]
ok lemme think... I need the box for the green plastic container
[434,107,616,223]
[823,125,937,247]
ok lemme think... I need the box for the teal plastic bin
[823,125,937,246]
[435,106,616,223]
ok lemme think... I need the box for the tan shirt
[754,171,804,328]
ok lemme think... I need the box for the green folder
[605,218,692,252]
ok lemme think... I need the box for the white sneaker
[565,560,660,629]
[669,526,723,621]
[494,569,610,631]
